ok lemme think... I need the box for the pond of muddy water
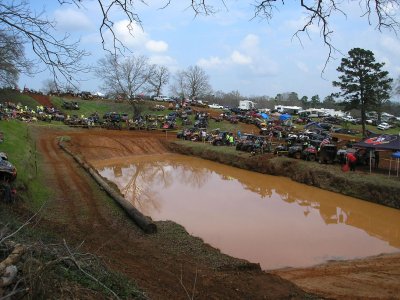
[93,154,400,270]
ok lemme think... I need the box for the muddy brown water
[92,153,400,270]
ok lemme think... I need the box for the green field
[0,89,41,108]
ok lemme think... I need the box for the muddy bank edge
[167,141,400,209]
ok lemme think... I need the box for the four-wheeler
[318,144,338,164]
[0,152,17,182]
[62,101,79,110]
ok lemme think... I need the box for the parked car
[366,119,378,126]
[153,95,171,101]
[377,122,391,130]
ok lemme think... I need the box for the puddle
[93,154,400,270]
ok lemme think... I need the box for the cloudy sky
[21,1,400,100]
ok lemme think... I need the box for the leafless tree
[41,78,58,94]
[0,31,32,87]
[96,54,154,99]
[183,65,212,99]
[0,0,89,86]
[147,65,170,97]
[170,70,188,99]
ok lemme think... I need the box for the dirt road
[34,127,313,299]
[34,127,400,299]
[273,253,400,299]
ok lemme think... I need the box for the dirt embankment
[167,141,400,209]
[28,93,53,107]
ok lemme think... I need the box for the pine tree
[333,48,392,137]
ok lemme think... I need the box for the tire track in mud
[39,137,81,229]
[39,136,119,235]
[105,136,169,156]
[38,133,167,280]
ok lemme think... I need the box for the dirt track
[34,127,400,299]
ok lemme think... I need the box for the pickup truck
[153,95,171,101]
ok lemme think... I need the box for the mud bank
[167,141,400,209]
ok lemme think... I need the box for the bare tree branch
[0,0,89,87]
[252,0,400,72]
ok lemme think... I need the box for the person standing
[201,129,206,143]
[347,152,357,171]
[229,134,234,146]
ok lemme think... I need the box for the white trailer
[239,100,255,110]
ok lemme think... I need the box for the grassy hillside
[0,89,40,108]
[50,96,134,117]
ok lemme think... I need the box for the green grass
[0,89,40,108]
[51,97,134,117]
[0,120,50,208]
[174,139,250,157]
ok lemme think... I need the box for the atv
[0,152,17,182]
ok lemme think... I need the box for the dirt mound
[66,130,171,161]
[273,253,400,299]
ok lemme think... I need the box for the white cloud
[240,34,260,50]
[149,55,178,69]
[110,19,170,54]
[113,20,148,48]
[198,56,224,68]
[54,8,92,31]
[197,34,278,77]
[296,61,309,73]
[380,35,400,56]
[146,40,168,52]
[231,51,252,65]
[285,15,319,34]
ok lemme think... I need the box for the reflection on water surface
[93,154,400,269]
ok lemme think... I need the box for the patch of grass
[59,264,146,299]
[174,140,249,157]
[0,89,40,108]
[0,120,51,209]
[207,120,241,133]
[51,97,135,118]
